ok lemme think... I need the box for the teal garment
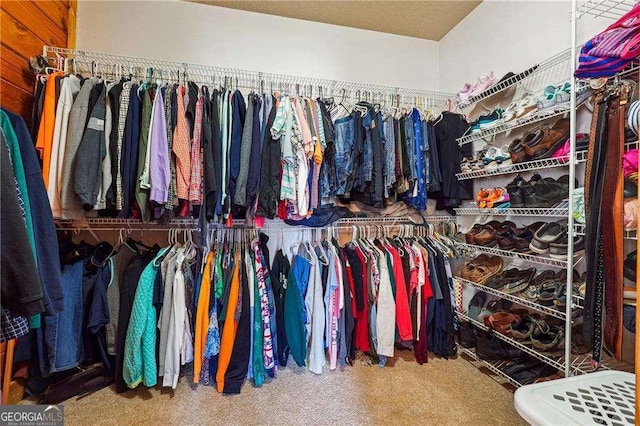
[0,111,36,259]
[214,251,224,299]
[252,252,265,386]
[136,88,152,223]
[123,248,168,388]
[1,111,40,328]
[284,255,309,367]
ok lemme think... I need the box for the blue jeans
[333,116,355,195]
[44,260,84,373]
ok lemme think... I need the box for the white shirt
[48,75,81,216]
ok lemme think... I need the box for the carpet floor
[54,352,525,425]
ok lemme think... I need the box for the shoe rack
[453,0,638,390]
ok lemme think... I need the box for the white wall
[75,0,440,91]
[439,0,613,93]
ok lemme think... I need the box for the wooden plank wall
[1,1,75,123]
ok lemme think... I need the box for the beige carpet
[54,352,525,426]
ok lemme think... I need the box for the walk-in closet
[0,0,637,424]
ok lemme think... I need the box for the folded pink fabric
[623,149,639,176]
[552,139,571,159]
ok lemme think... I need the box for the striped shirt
[172,84,191,200]
[189,88,204,205]
[115,82,132,210]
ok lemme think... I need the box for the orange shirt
[216,253,240,393]
[193,251,214,383]
[172,84,191,199]
[36,71,65,187]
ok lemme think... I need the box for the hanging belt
[601,90,627,359]
[583,92,607,360]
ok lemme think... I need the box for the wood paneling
[1,1,73,123]
[1,47,33,93]
[0,80,32,124]
[32,1,69,35]
[2,2,67,53]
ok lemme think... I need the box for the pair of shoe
[466,220,519,247]
[510,314,565,352]
[496,222,544,253]
[482,145,512,171]
[499,356,558,385]
[520,269,566,299]
[529,221,584,258]
[469,108,505,133]
[537,85,592,117]
[476,187,510,208]
[484,267,537,294]
[509,118,571,164]
[460,151,486,173]
[460,254,503,284]
[506,174,571,208]
[457,72,497,104]
[503,94,539,124]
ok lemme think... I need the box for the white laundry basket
[514,371,636,425]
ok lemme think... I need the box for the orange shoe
[477,188,491,208]
[485,187,509,208]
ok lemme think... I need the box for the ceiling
[189,1,482,41]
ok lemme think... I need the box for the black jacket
[1,131,44,317]
[5,109,65,315]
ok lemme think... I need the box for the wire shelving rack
[577,0,637,18]
[42,46,454,108]
[454,276,568,320]
[456,49,571,110]
[454,242,569,268]
[456,154,587,181]
[454,200,570,217]
[457,344,525,388]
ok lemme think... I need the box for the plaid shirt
[172,84,191,200]
[164,85,177,212]
[115,82,131,210]
[0,308,29,343]
[189,88,204,204]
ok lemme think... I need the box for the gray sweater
[60,78,99,217]
[233,94,254,206]
[74,84,106,206]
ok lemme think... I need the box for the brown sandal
[484,310,524,336]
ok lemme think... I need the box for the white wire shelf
[42,46,453,106]
[455,276,567,320]
[457,108,574,147]
[458,310,604,375]
[457,344,524,388]
[574,223,637,240]
[455,154,587,180]
[55,217,198,227]
[455,200,570,217]
[577,0,636,19]
[575,150,589,163]
[456,311,566,371]
[455,242,569,268]
[457,50,571,110]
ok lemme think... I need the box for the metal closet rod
[57,227,201,232]
[42,46,453,103]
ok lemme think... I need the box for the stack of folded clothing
[575,2,640,78]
